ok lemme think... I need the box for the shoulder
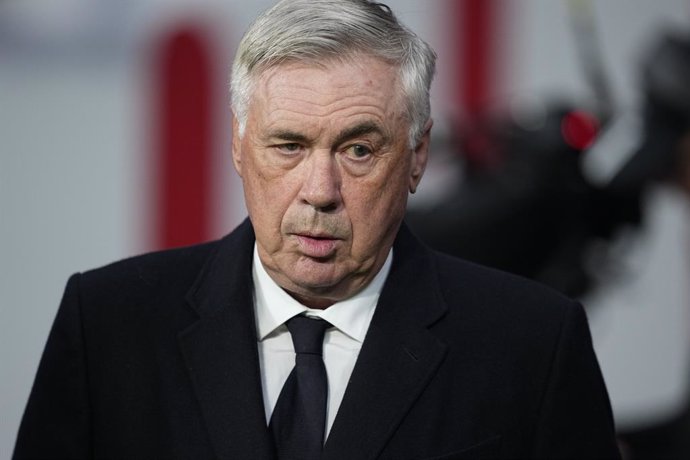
[57,241,219,328]
[73,219,254,303]
[395,223,579,327]
[429,249,581,332]
[434,250,573,305]
[76,240,220,300]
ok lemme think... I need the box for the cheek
[344,171,409,248]
[242,157,292,229]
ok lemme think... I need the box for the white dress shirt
[252,245,392,438]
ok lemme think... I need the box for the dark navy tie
[270,315,331,460]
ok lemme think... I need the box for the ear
[231,115,243,177]
[409,119,432,194]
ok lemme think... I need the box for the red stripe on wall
[457,0,498,119]
[447,0,503,169]
[154,25,213,249]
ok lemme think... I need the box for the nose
[300,151,341,212]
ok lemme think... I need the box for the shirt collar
[252,245,392,343]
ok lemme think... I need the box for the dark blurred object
[617,400,690,460]
[609,32,690,194]
[407,30,690,299]
[407,106,605,297]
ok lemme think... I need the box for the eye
[345,144,373,159]
[276,143,302,155]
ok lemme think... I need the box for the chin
[290,273,341,292]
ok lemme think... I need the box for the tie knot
[286,315,331,355]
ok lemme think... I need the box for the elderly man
[14,0,620,459]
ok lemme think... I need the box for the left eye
[346,144,372,158]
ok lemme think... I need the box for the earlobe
[409,119,432,194]
[231,116,242,177]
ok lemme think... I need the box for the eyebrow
[332,121,387,147]
[267,130,311,144]
[266,121,387,146]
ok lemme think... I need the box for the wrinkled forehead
[249,54,406,113]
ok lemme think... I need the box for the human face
[232,55,430,308]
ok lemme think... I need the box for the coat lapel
[177,220,276,459]
[323,224,448,460]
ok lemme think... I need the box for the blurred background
[1,0,689,458]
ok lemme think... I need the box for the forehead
[248,55,405,129]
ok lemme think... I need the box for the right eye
[276,143,303,155]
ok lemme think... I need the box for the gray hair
[230,0,436,148]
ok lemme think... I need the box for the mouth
[294,233,340,258]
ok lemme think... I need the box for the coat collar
[178,219,448,459]
[178,219,276,459]
[323,223,449,459]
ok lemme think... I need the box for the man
[14,0,620,458]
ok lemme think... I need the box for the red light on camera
[561,110,599,151]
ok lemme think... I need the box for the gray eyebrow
[267,130,311,144]
[332,122,386,147]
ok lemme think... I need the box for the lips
[295,233,339,258]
